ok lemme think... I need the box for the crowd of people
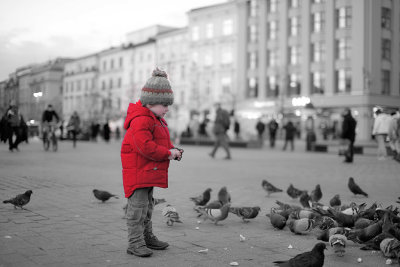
[0,103,122,152]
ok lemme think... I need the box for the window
[221,77,231,94]
[289,46,300,65]
[110,59,114,69]
[336,69,351,93]
[382,70,390,95]
[382,39,391,60]
[381,7,391,30]
[249,24,258,42]
[204,53,213,67]
[288,73,301,96]
[192,26,199,41]
[221,49,233,65]
[312,12,325,33]
[267,0,277,13]
[290,0,300,8]
[267,76,279,97]
[250,0,258,17]
[223,20,233,36]
[267,50,278,66]
[289,16,300,36]
[118,78,122,88]
[84,79,88,90]
[206,23,214,39]
[249,52,257,69]
[109,79,113,89]
[336,38,351,60]
[77,80,81,91]
[103,61,107,71]
[311,41,325,62]
[336,7,352,28]
[102,81,106,90]
[311,72,325,94]
[248,77,258,97]
[268,21,278,40]
[119,57,123,67]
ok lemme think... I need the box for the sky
[0,0,224,81]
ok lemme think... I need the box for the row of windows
[102,57,123,71]
[192,50,233,66]
[191,19,233,41]
[101,78,122,90]
[246,69,392,98]
[64,79,95,93]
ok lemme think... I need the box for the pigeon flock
[3,175,400,266]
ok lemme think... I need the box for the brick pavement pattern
[0,139,399,267]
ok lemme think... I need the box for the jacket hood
[124,101,154,130]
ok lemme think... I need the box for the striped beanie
[140,68,174,106]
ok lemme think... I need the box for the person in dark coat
[67,111,81,148]
[234,119,240,140]
[341,108,357,163]
[282,120,296,151]
[256,119,265,145]
[209,103,231,159]
[103,121,111,142]
[5,105,25,151]
[268,119,279,148]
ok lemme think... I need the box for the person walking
[4,104,25,151]
[234,119,240,140]
[282,120,296,151]
[67,111,81,148]
[372,109,392,160]
[268,119,278,148]
[121,68,182,257]
[255,119,265,145]
[340,108,357,163]
[388,110,400,160]
[209,103,231,159]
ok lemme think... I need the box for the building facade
[236,0,400,141]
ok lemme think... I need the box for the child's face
[148,104,169,118]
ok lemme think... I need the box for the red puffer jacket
[121,101,173,198]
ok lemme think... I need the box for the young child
[121,68,182,257]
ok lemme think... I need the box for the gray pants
[210,133,231,157]
[126,187,154,248]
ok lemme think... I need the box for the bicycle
[42,123,58,151]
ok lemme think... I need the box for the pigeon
[380,238,400,260]
[194,203,230,225]
[286,184,304,199]
[329,194,341,207]
[93,189,119,202]
[154,198,166,206]
[299,191,311,208]
[360,232,394,251]
[341,202,366,215]
[229,206,260,222]
[315,216,339,230]
[291,209,319,220]
[354,218,374,229]
[190,188,212,206]
[317,227,350,242]
[162,204,182,226]
[3,190,32,209]
[273,242,326,267]
[268,208,287,229]
[204,200,224,209]
[262,179,283,197]
[329,234,347,257]
[347,220,383,243]
[217,186,231,205]
[358,202,377,220]
[348,177,368,197]
[397,197,400,204]
[287,215,315,235]
[310,184,322,203]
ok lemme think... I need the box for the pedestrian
[268,119,279,148]
[388,109,400,160]
[4,104,25,151]
[234,119,240,140]
[282,120,296,151]
[67,111,81,148]
[340,108,357,163]
[256,119,265,145]
[120,68,182,257]
[91,122,100,142]
[198,119,209,138]
[103,121,111,142]
[372,109,392,160]
[209,103,231,159]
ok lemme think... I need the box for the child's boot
[145,232,169,250]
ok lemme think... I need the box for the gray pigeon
[310,184,322,203]
[348,177,368,197]
[3,190,32,209]
[262,180,283,197]
[190,188,212,206]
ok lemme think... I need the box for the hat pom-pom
[152,68,168,79]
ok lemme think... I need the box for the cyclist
[41,104,60,150]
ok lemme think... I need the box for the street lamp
[33,91,43,121]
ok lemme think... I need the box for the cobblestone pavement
[0,139,399,267]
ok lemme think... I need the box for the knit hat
[140,68,174,106]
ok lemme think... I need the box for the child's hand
[168,149,182,160]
